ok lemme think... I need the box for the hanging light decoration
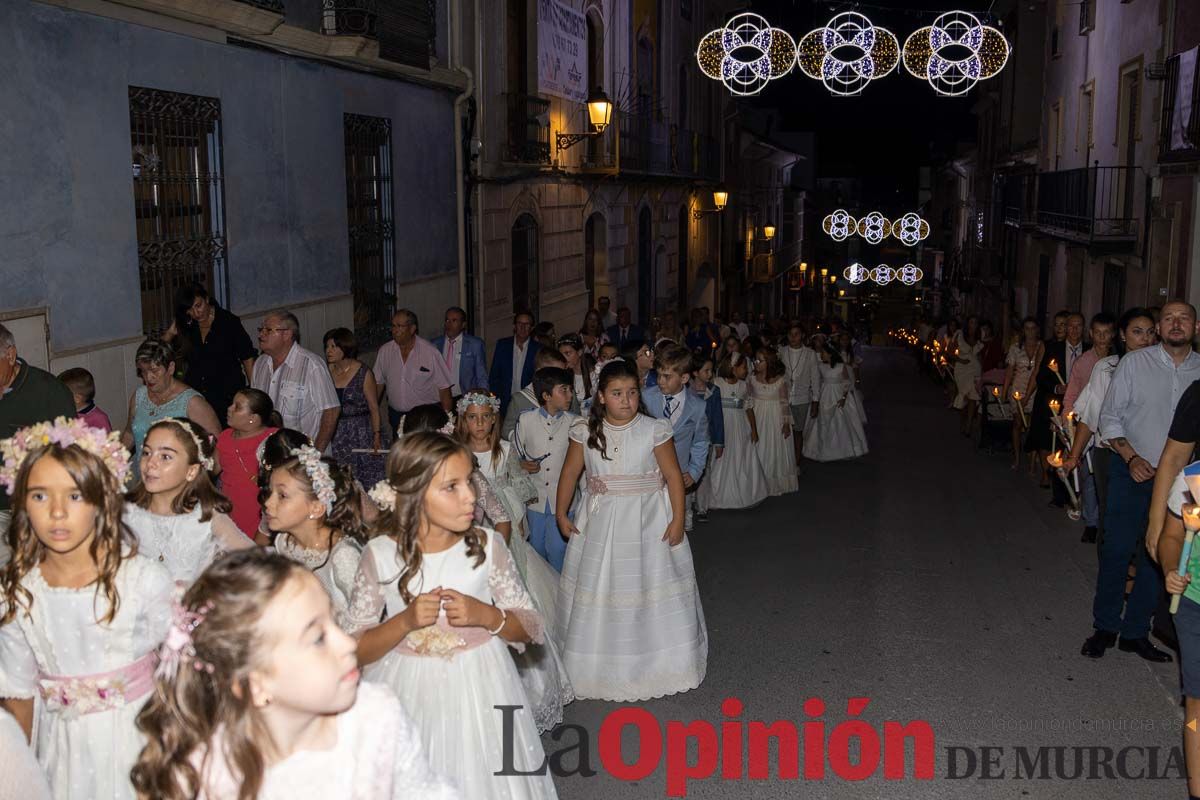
[856,212,892,245]
[898,264,925,285]
[890,212,931,246]
[823,209,856,241]
[796,12,900,96]
[843,263,870,284]
[871,265,897,285]
[697,13,796,97]
[902,11,1010,97]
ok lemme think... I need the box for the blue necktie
[663,396,674,419]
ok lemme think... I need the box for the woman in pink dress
[216,389,280,538]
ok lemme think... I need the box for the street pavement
[547,346,1186,800]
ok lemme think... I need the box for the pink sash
[38,652,157,717]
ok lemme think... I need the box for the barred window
[130,87,228,336]
[343,113,396,348]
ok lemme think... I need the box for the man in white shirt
[780,323,822,466]
[251,310,340,451]
[730,311,750,341]
[374,310,454,435]
[597,295,617,330]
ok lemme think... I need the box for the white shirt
[732,322,750,340]
[511,339,529,397]
[1065,340,1084,380]
[442,334,464,395]
[780,346,821,405]
[252,343,340,444]
[601,310,617,329]
[1099,344,1200,467]
[660,391,684,419]
[1073,354,1118,453]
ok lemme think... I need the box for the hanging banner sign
[537,0,588,102]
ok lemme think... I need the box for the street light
[693,184,730,219]
[556,86,613,150]
[820,268,828,278]
[762,224,776,240]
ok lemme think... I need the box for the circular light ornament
[856,212,891,245]
[871,265,896,285]
[697,13,796,97]
[890,213,931,246]
[898,264,924,285]
[902,11,1010,97]
[796,12,900,97]
[843,263,870,284]
[823,209,856,241]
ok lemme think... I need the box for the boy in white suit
[642,344,709,532]
[512,366,579,571]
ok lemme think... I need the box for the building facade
[2,0,465,426]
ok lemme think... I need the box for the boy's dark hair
[533,367,574,406]
[654,344,693,375]
[534,348,567,369]
[690,352,714,376]
[57,367,96,402]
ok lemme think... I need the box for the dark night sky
[734,0,999,201]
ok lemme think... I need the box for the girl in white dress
[131,549,458,800]
[749,346,798,496]
[699,353,769,510]
[803,346,869,462]
[124,418,252,586]
[455,391,574,734]
[554,359,708,701]
[0,418,173,800]
[265,445,365,630]
[347,433,556,800]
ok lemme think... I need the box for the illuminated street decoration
[890,212,931,245]
[898,264,925,285]
[796,12,900,96]
[871,264,896,285]
[843,263,870,284]
[902,11,1010,97]
[856,212,891,245]
[823,209,856,241]
[697,13,796,97]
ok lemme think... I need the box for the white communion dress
[275,533,363,630]
[803,361,869,462]
[698,378,769,510]
[196,681,460,800]
[0,555,173,800]
[749,376,799,496]
[473,442,574,733]
[345,530,557,800]
[122,503,252,586]
[558,415,708,701]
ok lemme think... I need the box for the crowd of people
[898,300,1200,799]
[0,295,870,800]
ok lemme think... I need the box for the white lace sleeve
[742,381,755,410]
[502,443,538,504]
[651,416,674,447]
[330,540,364,629]
[344,544,388,635]
[0,613,36,699]
[0,710,51,800]
[210,513,254,555]
[777,379,789,407]
[486,535,544,652]
[372,684,462,799]
[472,471,509,525]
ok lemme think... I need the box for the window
[343,113,396,348]
[511,214,539,315]
[1078,82,1095,151]
[1047,100,1063,170]
[129,86,228,336]
[1079,0,1095,35]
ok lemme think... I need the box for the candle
[1012,391,1028,427]
[1047,450,1080,509]
[1172,504,1200,614]
[1047,358,1066,385]
[1049,399,1061,416]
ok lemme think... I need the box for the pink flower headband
[0,416,131,494]
[155,599,215,680]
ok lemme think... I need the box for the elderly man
[489,311,541,417]
[251,310,340,451]
[1083,300,1200,662]
[374,309,453,435]
[430,306,488,399]
[0,323,76,537]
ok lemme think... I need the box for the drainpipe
[452,0,475,322]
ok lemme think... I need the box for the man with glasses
[374,309,454,435]
[489,311,541,417]
[430,306,487,401]
[251,310,340,452]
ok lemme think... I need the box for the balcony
[611,113,720,181]
[1000,173,1035,228]
[504,94,551,165]
[1034,164,1139,248]
[322,0,375,37]
[1159,53,1200,163]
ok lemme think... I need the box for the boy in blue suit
[642,344,709,532]
[689,352,724,524]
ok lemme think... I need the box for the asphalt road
[547,346,1186,800]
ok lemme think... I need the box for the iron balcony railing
[1000,173,1035,227]
[1159,53,1200,162]
[1034,164,1139,243]
[504,93,551,165]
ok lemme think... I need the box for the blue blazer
[695,384,725,448]
[606,324,646,351]
[488,337,542,414]
[642,385,710,482]
[429,334,488,394]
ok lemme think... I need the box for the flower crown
[456,392,500,416]
[589,358,619,398]
[368,479,397,512]
[0,416,131,495]
[156,599,215,680]
[397,413,457,437]
[290,445,336,516]
[159,419,214,471]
